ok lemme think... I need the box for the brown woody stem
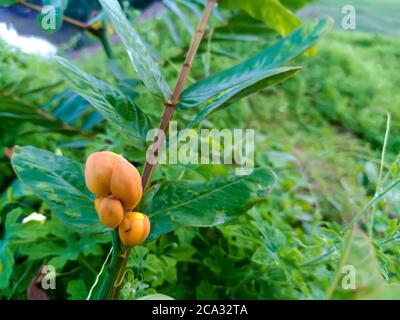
[108,0,217,300]
[16,0,101,35]
[141,0,217,191]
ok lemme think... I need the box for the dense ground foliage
[1,1,400,300]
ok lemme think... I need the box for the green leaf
[11,146,105,234]
[220,0,301,36]
[17,220,108,270]
[16,221,51,242]
[0,0,16,7]
[4,208,24,238]
[0,240,14,289]
[196,280,218,300]
[178,18,332,127]
[67,279,88,300]
[185,67,300,128]
[20,242,77,267]
[137,294,175,300]
[99,0,171,100]
[0,208,22,289]
[142,167,276,240]
[19,240,97,270]
[214,12,275,41]
[281,0,314,11]
[163,0,194,34]
[252,247,275,266]
[0,96,63,128]
[56,57,152,150]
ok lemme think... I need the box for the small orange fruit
[119,212,150,247]
[97,196,124,229]
[94,196,104,213]
[110,160,143,211]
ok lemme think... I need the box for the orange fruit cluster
[85,151,150,246]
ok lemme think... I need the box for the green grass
[283,31,400,152]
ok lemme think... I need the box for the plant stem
[16,0,102,36]
[97,230,127,300]
[110,248,129,300]
[98,29,115,60]
[16,1,115,68]
[104,0,218,300]
[368,113,391,238]
[141,0,218,190]
[344,178,400,232]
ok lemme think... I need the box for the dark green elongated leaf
[214,12,274,41]
[161,13,182,46]
[186,67,300,128]
[163,0,194,34]
[11,146,105,234]
[67,280,88,300]
[0,87,97,136]
[52,94,90,124]
[142,167,276,241]
[19,80,63,97]
[43,88,103,130]
[56,57,152,150]
[0,96,61,127]
[178,18,332,126]
[220,0,301,36]
[176,0,202,18]
[99,0,171,100]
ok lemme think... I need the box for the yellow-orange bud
[94,196,104,213]
[97,196,124,229]
[110,160,142,211]
[119,212,150,247]
[85,151,122,196]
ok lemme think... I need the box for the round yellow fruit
[110,159,143,211]
[97,196,124,229]
[119,212,150,247]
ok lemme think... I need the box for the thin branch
[16,0,102,35]
[368,113,391,237]
[141,0,218,191]
[344,178,400,232]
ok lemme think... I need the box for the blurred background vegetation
[0,0,400,300]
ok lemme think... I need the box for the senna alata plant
[10,0,332,300]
